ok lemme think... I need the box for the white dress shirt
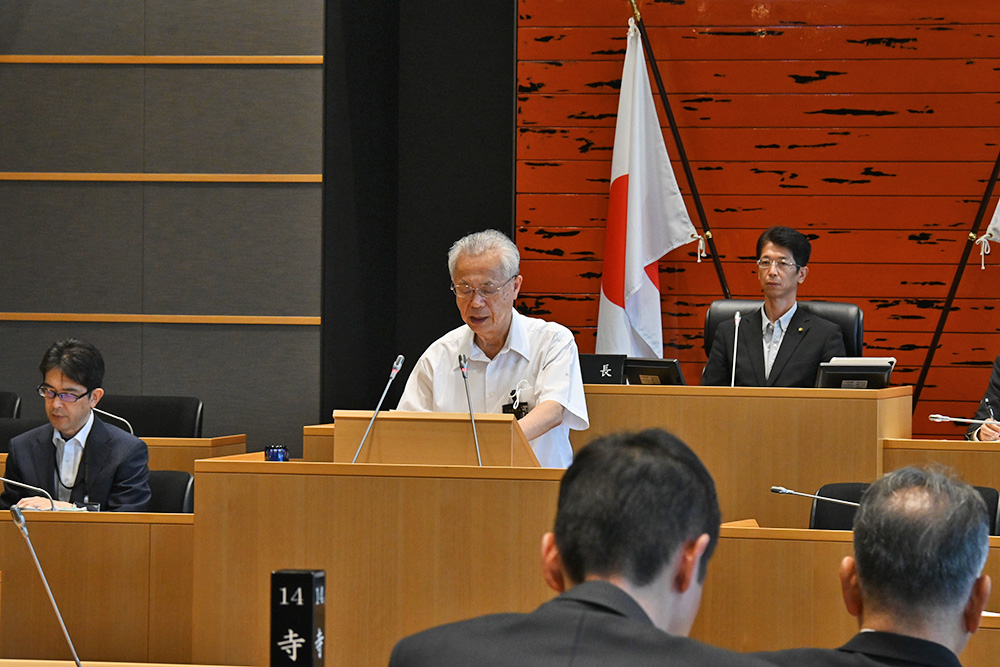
[398,309,589,468]
[52,409,95,502]
[761,303,797,380]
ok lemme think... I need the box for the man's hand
[16,496,73,510]
[978,419,1000,442]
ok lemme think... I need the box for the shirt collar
[469,309,530,362]
[51,409,95,448]
[761,302,797,333]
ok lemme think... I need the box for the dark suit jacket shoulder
[1,416,151,511]
[703,307,846,388]
[390,580,771,667]
[754,631,963,667]
[968,354,1000,439]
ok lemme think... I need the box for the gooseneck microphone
[458,354,482,466]
[770,485,860,508]
[93,406,134,434]
[352,355,405,464]
[10,507,82,667]
[730,311,741,388]
[0,476,56,511]
[929,414,992,426]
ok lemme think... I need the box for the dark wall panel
[144,66,322,173]
[0,322,144,421]
[143,183,322,316]
[390,0,516,403]
[0,1,142,55]
[145,0,324,55]
[141,324,319,454]
[321,0,399,414]
[0,65,143,172]
[0,182,144,312]
[321,0,516,414]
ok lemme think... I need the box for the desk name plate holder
[271,569,326,666]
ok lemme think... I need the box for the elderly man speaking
[397,229,588,467]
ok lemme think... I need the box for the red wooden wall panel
[515,0,1000,438]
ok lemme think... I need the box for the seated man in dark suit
[1,338,151,511]
[702,226,845,387]
[756,467,991,667]
[389,429,771,667]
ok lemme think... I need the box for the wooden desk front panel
[692,526,1000,667]
[577,386,912,528]
[192,461,561,667]
[882,439,1000,487]
[0,514,193,663]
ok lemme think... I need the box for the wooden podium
[304,410,539,467]
[576,385,912,527]
[192,455,561,666]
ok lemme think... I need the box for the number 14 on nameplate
[271,569,326,666]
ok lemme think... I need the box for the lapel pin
[797,327,803,333]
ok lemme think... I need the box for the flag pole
[912,146,1000,409]
[627,0,730,298]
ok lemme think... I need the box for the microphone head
[10,505,25,529]
[388,354,405,379]
[928,414,948,422]
[458,354,469,377]
[770,486,788,494]
[734,310,741,325]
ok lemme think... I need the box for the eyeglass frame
[756,257,801,272]
[37,384,93,403]
[450,274,518,300]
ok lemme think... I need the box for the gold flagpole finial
[627,0,641,22]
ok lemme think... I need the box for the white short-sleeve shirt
[397,310,589,468]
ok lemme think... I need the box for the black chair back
[0,418,50,454]
[147,470,194,513]
[809,482,1000,536]
[0,392,20,419]
[809,482,868,530]
[974,486,1000,536]
[704,299,864,357]
[97,395,203,438]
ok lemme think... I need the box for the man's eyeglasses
[37,385,92,403]
[756,258,799,272]
[451,274,517,300]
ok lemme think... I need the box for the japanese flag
[596,18,700,357]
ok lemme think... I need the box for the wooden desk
[882,438,1000,487]
[691,525,1000,667]
[576,385,912,528]
[192,455,561,667]
[0,662,250,667]
[0,435,246,477]
[0,512,192,663]
[144,434,246,473]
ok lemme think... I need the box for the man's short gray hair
[447,230,520,281]
[853,466,989,620]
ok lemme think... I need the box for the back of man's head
[554,429,721,587]
[853,466,989,620]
